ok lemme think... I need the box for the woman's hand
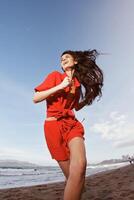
[59,76,72,89]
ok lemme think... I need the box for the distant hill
[0,158,130,168]
[88,158,130,166]
[0,159,40,169]
[96,159,126,165]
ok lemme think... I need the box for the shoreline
[0,162,128,190]
[0,164,134,200]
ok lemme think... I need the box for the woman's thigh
[68,137,87,166]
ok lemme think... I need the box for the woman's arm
[33,84,62,103]
[33,76,71,103]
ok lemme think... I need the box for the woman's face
[61,53,77,71]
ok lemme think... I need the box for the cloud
[0,147,55,165]
[0,147,26,158]
[91,111,134,148]
[114,139,134,148]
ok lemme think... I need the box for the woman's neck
[65,68,75,79]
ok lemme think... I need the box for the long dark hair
[61,49,104,106]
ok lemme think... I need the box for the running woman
[33,50,103,200]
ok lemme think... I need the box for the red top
[34,71,81,119]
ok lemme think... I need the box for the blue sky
[0,0,134,166]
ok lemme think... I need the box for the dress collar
[61,72,80,87]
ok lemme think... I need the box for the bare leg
[57,160,70,180]
[57,158,86,192]
[63,137,87,200]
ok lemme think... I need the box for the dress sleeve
[34,71,59,92]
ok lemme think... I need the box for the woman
[33,49,103,200]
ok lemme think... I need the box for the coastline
[0,164,133,200]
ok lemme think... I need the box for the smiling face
[61,53,78,71]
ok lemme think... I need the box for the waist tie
[56,109,77,132]
[52,109,78,146]
[57,117,78,150]
[53,108,75,120]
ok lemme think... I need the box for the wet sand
[0,164,134,200]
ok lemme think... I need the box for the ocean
[0,162,128,189]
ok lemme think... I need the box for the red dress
[34,71,85,161]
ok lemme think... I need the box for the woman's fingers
[60,77,71,89]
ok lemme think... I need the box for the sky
[0,0,134,166]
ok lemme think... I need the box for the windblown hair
[61,49,104,106]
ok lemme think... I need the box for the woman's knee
[69,158,87,178]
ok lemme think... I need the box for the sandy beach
[0,164,134,200]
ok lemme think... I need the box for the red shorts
[44,117,85,161]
